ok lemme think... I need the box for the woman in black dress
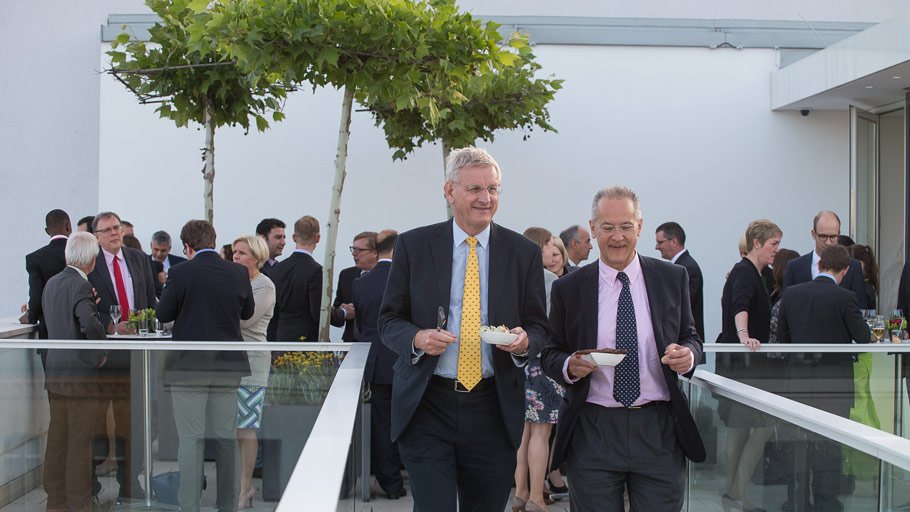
[718,219,783,512]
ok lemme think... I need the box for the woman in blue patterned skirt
[513,228,566,512]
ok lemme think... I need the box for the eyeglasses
[655,237,674,245]
[350,246,375,255]
[95,224,122,235]
[596,223,637,235]
[458,183,502,196]
[815,233,840,242]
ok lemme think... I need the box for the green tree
[107,0,289,224]
[210,0,518,340]
[363,32,562,216]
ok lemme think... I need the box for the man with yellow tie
[379,147,549,511]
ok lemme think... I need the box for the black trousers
[567,402,686,512]
[370,383,403,495]
[398,379,516,512]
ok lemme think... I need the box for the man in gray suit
[42,232,108,512]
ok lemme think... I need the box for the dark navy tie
[614,272,640,407]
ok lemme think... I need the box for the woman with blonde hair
[231,234,276,509]
[546,237,572,277]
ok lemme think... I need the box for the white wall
[97,44,850,341]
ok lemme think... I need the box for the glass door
[850,106,880,254]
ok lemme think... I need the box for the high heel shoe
[511,496,527,512]
[238,487,255,510]
[525,500,552,512]
[546,475,568,495]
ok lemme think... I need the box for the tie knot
[466,236,477,248]
[617,271,630,286]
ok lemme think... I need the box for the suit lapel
[487,223,511,324]
[95,250,117,301]
[578,262,599,350]
[639,256,666,351]
[429,221,454,311]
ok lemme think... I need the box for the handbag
[150,471,207,506]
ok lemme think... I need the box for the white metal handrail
[703,342,910,352]
[276,342,369,511]
[0,339,352,351]
[689,369,910,471]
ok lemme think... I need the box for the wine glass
[110,305,121,336]
[872,316,886,343]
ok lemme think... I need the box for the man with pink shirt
[541,186,705,511]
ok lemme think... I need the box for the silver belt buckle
[454,380,471,393]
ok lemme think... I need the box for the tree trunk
[202,96,215,224]
[442,141,453,219]
[318,86,354,341]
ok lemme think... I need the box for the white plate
[582,352,626,367]
[480,331,518,345]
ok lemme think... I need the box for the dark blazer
[332,266,361,341]
[42,267,107,396]
[272,251,323,342]
[89,246,158,328]
[783,252,868,308]
[25,237,68,339]
[353,261,395,385]
[777,276,871,417]
[675,251,705,342]
[166,253,187,268]
[540,256,706,466]
[261,259,279,340]
[156,251,254,384]
[898,260,910,316]
[378,220,549,449]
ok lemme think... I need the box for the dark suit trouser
[370,383,403,495]
[45,392,105,512]
[171,384,240,512]
[567,403,685,512]
[398,380,516,512]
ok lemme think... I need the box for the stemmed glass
[872,316,886,343]
[110,305,121,336]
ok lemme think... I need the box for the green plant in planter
[128,308,156,330]
[266,351,344,406]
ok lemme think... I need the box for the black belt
[431,375,495,393]
[617,400,669,410]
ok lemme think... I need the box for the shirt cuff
[562,357,581,384]
[511,352,530,367]
[411,343,424,364]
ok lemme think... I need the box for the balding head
[812,210,842,255]
[375,229,398,258]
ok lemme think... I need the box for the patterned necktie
[613,271,640,407]
[112,255,131,313]
[457,236,482,391]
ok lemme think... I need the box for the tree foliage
[365,33,563,159]
[108,0,289,133]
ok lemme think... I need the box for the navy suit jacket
[378,220,549,448]
[272,251,322,342]
[156,251,254,384]
[26,237,68,339]
[353,261,396,384]
[332,266,361,341]
[675,251,704,342]
[540,256,706,465]
[783,252,868,308]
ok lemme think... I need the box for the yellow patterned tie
[457,236,482,391]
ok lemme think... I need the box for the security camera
[800,109,810,117]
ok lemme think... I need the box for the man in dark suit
[256,218,286,340]
[541,186,705,512]
[41,232,108,512]
[332,231,378,341]
[87,211,157,502]
[22,209,71,368]
[272,216,325,342]
[353,229,403,499]
[157,220,254,512]
[783,210,868,308]
[149,230,186,298]
[378,147,548,512]
[559,224,593,268]
[777,244,871,512]
[655,221,704,342]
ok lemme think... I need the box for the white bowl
[480,331,518,345]
[582,352,626,367]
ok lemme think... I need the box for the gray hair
[151,230,172,246]
[92,211,121,232]
[590,186,642,221]
[65,232,99,268]
[234,234,270,269]
[444,147,502,183]
[559,225,580,248]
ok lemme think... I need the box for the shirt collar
[68,265,88,281]
[377,258,393,263]
[50,234,69,241]
[599,253,642,288]
[102,247,123,264]
[818,272,837,283]
[294,248,313,257]
[195,248,217,255]
[452,221,491,249]
[670,248,687,264]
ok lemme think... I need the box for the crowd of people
[22,145,902,512]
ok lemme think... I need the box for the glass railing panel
[0,340,354,512]
[688,379,883,512]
